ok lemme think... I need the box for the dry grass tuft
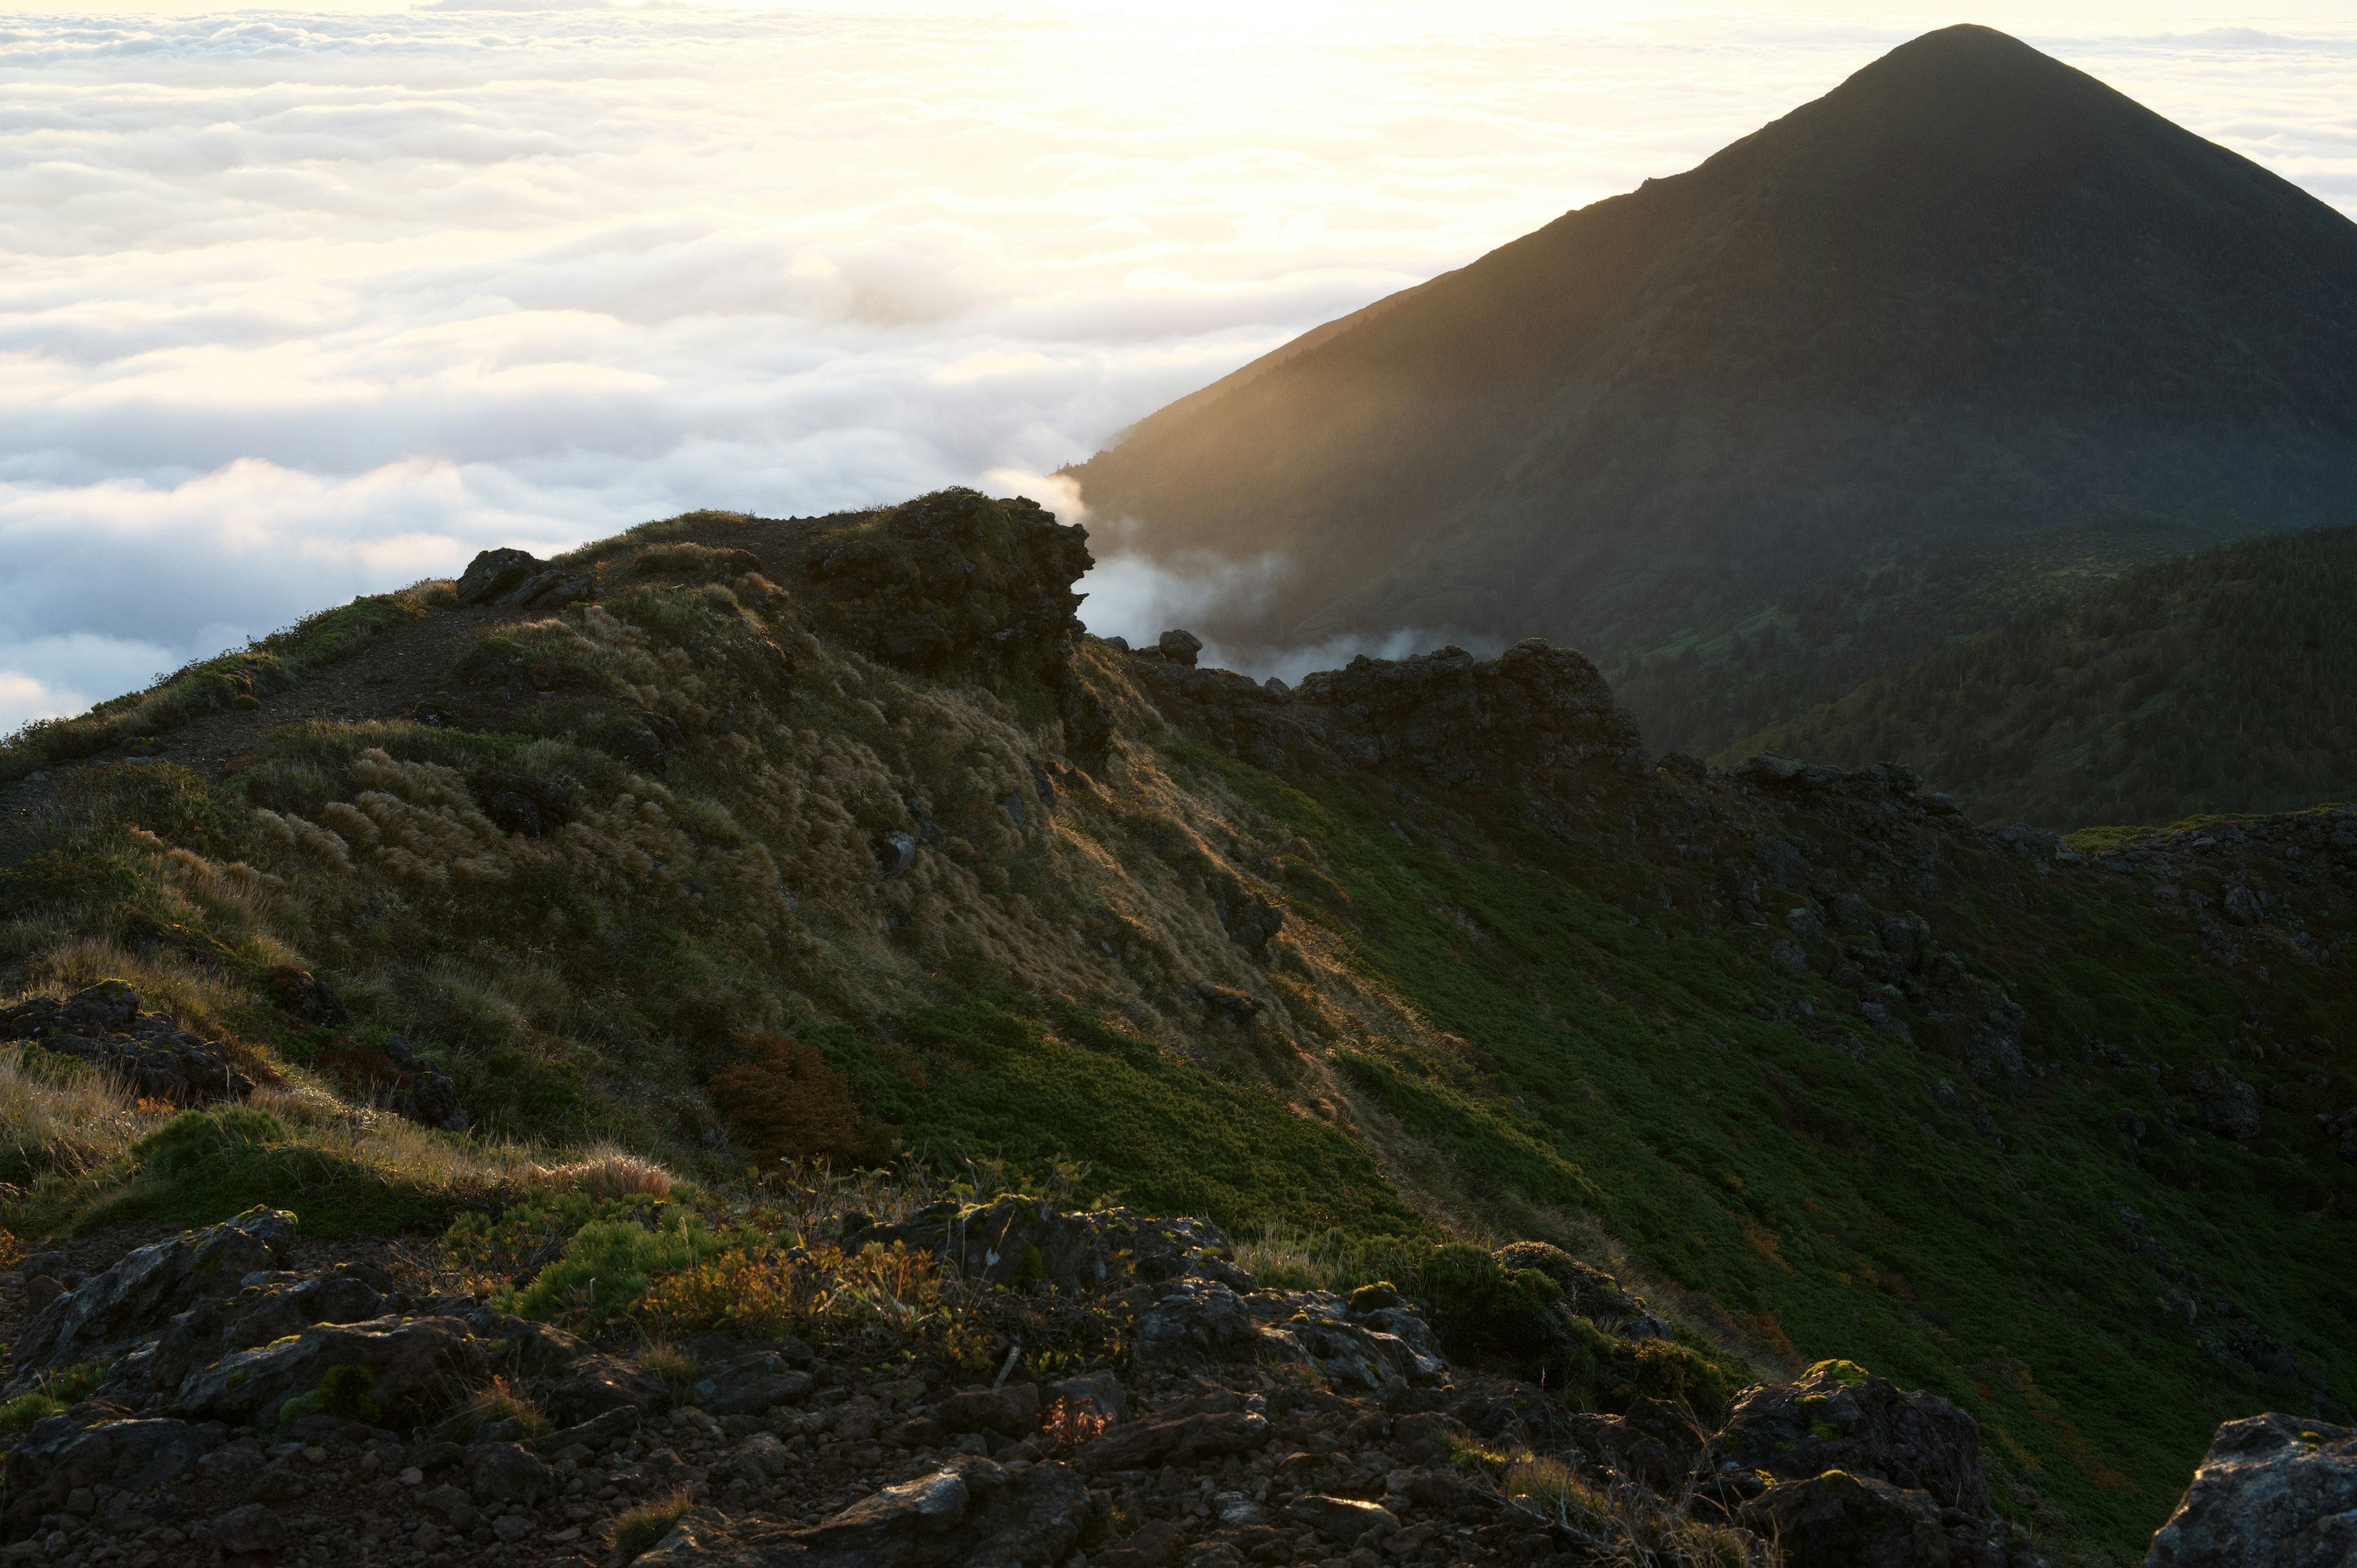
[537,1146,675,1201]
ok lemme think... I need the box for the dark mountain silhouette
[1069,25,2357,754]
[1727,524,2357,830]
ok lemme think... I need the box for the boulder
[466,1441,557,1505]
[1713,1361,1992,1512]
[544,1352,671,1427]
[9,1207,296,1381]
[212,1501,291,1555]
[842,1198,1239,1296]
[0,983,257,1106]
[1158,630,1204,667]
[176,1314,487,1427]
[2143,1413,2357,1566]
[454,547,544,606]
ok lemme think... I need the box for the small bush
[0,1362,104,1433]
[637,1342,698,1405]
[500,1213,713,1323]
[280,1363,381,1425]
[610,1491,692,1564]
[132,1106,288,1177]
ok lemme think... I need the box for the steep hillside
[1,493,2354,1562]
[1724,526,2357,830]
[1067,25,2357,755]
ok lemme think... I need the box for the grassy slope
[1720,525,2357,829]
[1,502,2350,1561]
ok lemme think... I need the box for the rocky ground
[0,1202,2127,1568]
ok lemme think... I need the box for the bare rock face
[2143,1413,2357,1567]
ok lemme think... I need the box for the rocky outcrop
[2143,1413,2357,1567]
[1124,637,1646,796]
[799,491,1089,690]
[840,1197,1244,1296]
[0,981,254,1106]
[7,1206,295,1383]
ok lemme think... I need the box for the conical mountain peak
[1071,28,2357,754]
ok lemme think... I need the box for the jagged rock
[454,547,544,605]
[2,1419,219,1532]
[177,1314,487,1427]
[1080,1392,1271,1472]
[1738,1468,2040,1566]
[1569,1396,1705,1488]
[1714,1361,1993,1512]
[842,1198,1236,1296]
[545,1352,671,1427]
[1134,1280,1265,1369]
[110,1262,390,1399]
[1241,1290,1449,1388]
[466,1440,556,1505]
[9,1207,296,1382]
[2143,1413,2357,1566]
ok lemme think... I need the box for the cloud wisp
[1,9,2353,724]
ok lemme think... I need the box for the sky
[2,3,2355,722]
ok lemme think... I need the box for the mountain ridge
[1,492,2353,1561]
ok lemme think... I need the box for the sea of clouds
[1,5,2353,722]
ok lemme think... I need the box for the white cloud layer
[1,5,2354,727]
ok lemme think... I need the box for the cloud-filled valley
[2,6,2354,725]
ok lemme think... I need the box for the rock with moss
[2143,1413,2357,1567]
[1714,1360,1993,1509]
[177,1314,487,1428]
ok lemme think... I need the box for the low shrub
[280,1363,381,1425]
[610,1491,692,1564]
[436,1377,548,1443]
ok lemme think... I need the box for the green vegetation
[0,1364,101,1433]
[1727,526,2357,828]
[280,1364,382,1426]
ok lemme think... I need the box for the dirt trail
[0,602,526,868]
